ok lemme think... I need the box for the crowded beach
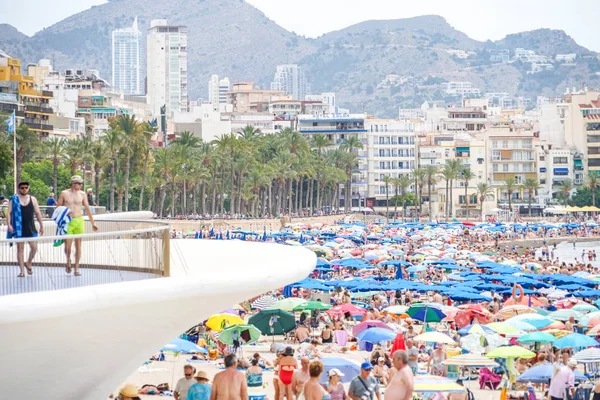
[113,218,600,400]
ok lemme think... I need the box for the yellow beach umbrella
[486,322,521,335]
[206,313,245,332]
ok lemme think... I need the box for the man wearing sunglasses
[57,175,99,276]
[6,181,44,277]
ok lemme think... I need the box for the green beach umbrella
[218,324,262,346]
[516,331,557,345]
[407,303,446,323]
[248,308,296,336]
[269,298,308,311]
[486,346,536,359]
[292,301,332,312]
[572,303,599,314]
[532,307,550,316]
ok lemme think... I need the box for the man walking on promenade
[6,181,44,277]
[57,175,98,276]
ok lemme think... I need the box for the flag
[5,111,15,135]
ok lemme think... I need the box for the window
[493,164,498,172]
[540,156,545,161]
[553,157,568,164]
[502,140,509,149]
[492,140,498,149]
[503,164,509,172]
[492,150,501,161]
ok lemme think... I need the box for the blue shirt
[46,197,57,206]
[186,383,212,400]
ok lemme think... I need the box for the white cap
[328,368,345,377]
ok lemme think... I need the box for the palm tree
[502,177,519,212]
[91,141,105,208]
[588,171,600,206]
[138,122,156,210]
[424,165,438,220]
[101,130,122,212]
[560,179,573,206]
[522,178,541,217]
[339,136,363,210]
[396,174,412,222]
[476,183,493,219]
[382,175,393,222]
[65,138,83,176]
[311,134,332,212]
[411,167,426,216]
[460,168,474,219]
[439,164,454,221]
[44,137,66,194]
[238,125,261,142]
[115,114,139,211]
[446,159,463,220]
[15,124,41,185]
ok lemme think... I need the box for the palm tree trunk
[288,179,293,217]
[464,183,468,219]
[220,166,226,213]
[94,163,100,208]
[394,188,399,222]
[316,178,321,212]
[593,188,596,207]
[171,178,176,216]
[117,193,123,212]
[449,180,454,220]
[110,161,115,212]
[201,182,206,214]
[53,160,59,195]
[182,180,187,215]
[148,188,154,213]
[386,188,389,223]
[402,197,406,222]
[298,177,304,214]
[159,185,166,217]
[529,190,533,217]
[445,181,449,221]
[428,181,432,221]
[139,149,150,210]
[308,179,313,214]
[210,169,217,215]
[124,155,130,211]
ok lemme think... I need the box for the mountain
[5,4,599,117]
[0,24,28,52]
[492,29,591,57]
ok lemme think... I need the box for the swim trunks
[67,216,85,235]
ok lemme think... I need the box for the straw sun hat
[119,384,139,397]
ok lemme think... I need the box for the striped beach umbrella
[250,295,277,310]
[414,374,466,393]
[442,354,499,368]
[495,305,537,320]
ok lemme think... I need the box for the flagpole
[11,111,16,194]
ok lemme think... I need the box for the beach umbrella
[572,303,599,314]
[413,331,456,345]
[327,303,366,317]
[548,309,583,321]
[319,357,361,384]
[356,327,397,344]
[495,305,537,320]
[270,298,308,311]
[553,333,598,349]
[407,303,446,323]
[586,324,600,336]
[292,301,332,312]
[352,320,393,337]
[458,324,496,336]
[503,319,537,332]
[248,308,295,336]
[414,375,466,393]
[161,338,207,354]
[461,333,508,354]
[506,314,553,329]
[390,332,406,356]
[485,345,535,359]
[516,331,557,345]
[579,311,600,327]
[516,363,588,383]
[206,313,245,332]
[573,348,600,363]
[218,324,261,346]
[442,354,499,368]
[251,295,277,310]
[384,305,409,316]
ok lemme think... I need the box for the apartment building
[112,17,142,95]
[226,82,288,113]
[270,64,308,101]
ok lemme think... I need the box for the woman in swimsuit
[273,351,283,400]
[278,347,298,400]
[302,360,331,400]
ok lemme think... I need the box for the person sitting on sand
[187,371,212,400]
[246,359,263,388]
[373,357,390,386]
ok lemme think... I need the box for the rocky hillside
[3,3,599,117]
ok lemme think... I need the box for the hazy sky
[2,0,600,51]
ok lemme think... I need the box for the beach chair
[479,367,501,390]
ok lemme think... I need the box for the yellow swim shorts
[67,216,85,235]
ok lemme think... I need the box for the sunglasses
[19,186,28,189]
[184,373,192,377]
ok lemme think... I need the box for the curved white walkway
[0,239,315,400]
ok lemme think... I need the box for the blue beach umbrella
[458,324,496,336]
[319,357,361,384]
[356,327,397,343]
[162,338,208,354]
[553,333,598,349]
[516,363,587,383]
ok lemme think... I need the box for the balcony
[25,122,53,132]
[24,105,53,115]
[420,152,441,159]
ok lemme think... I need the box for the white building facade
[111,17,141,95]
[271,64,308,101]
[147,19,188,117]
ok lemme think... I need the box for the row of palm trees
[9,116,371,217]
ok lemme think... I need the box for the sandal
[17,273,24,278]
[26,265,33,275]
[66,264,72,274]
[74,271,81,276]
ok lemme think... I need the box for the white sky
[2,0,599,51]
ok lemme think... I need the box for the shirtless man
[295,323,309,343]
[447,380,469,400]
[291,357,310,397]
[6,181,44,277]
[57,175,98,276]
[385,350,414,400]
[210,354,247,400]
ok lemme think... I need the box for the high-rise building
[147,19,188,117]
[271,64,308,100]
[208,75,231,111]
[112,17,141,95]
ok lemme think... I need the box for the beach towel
[51,206,71,246]
[6,194,22,242]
